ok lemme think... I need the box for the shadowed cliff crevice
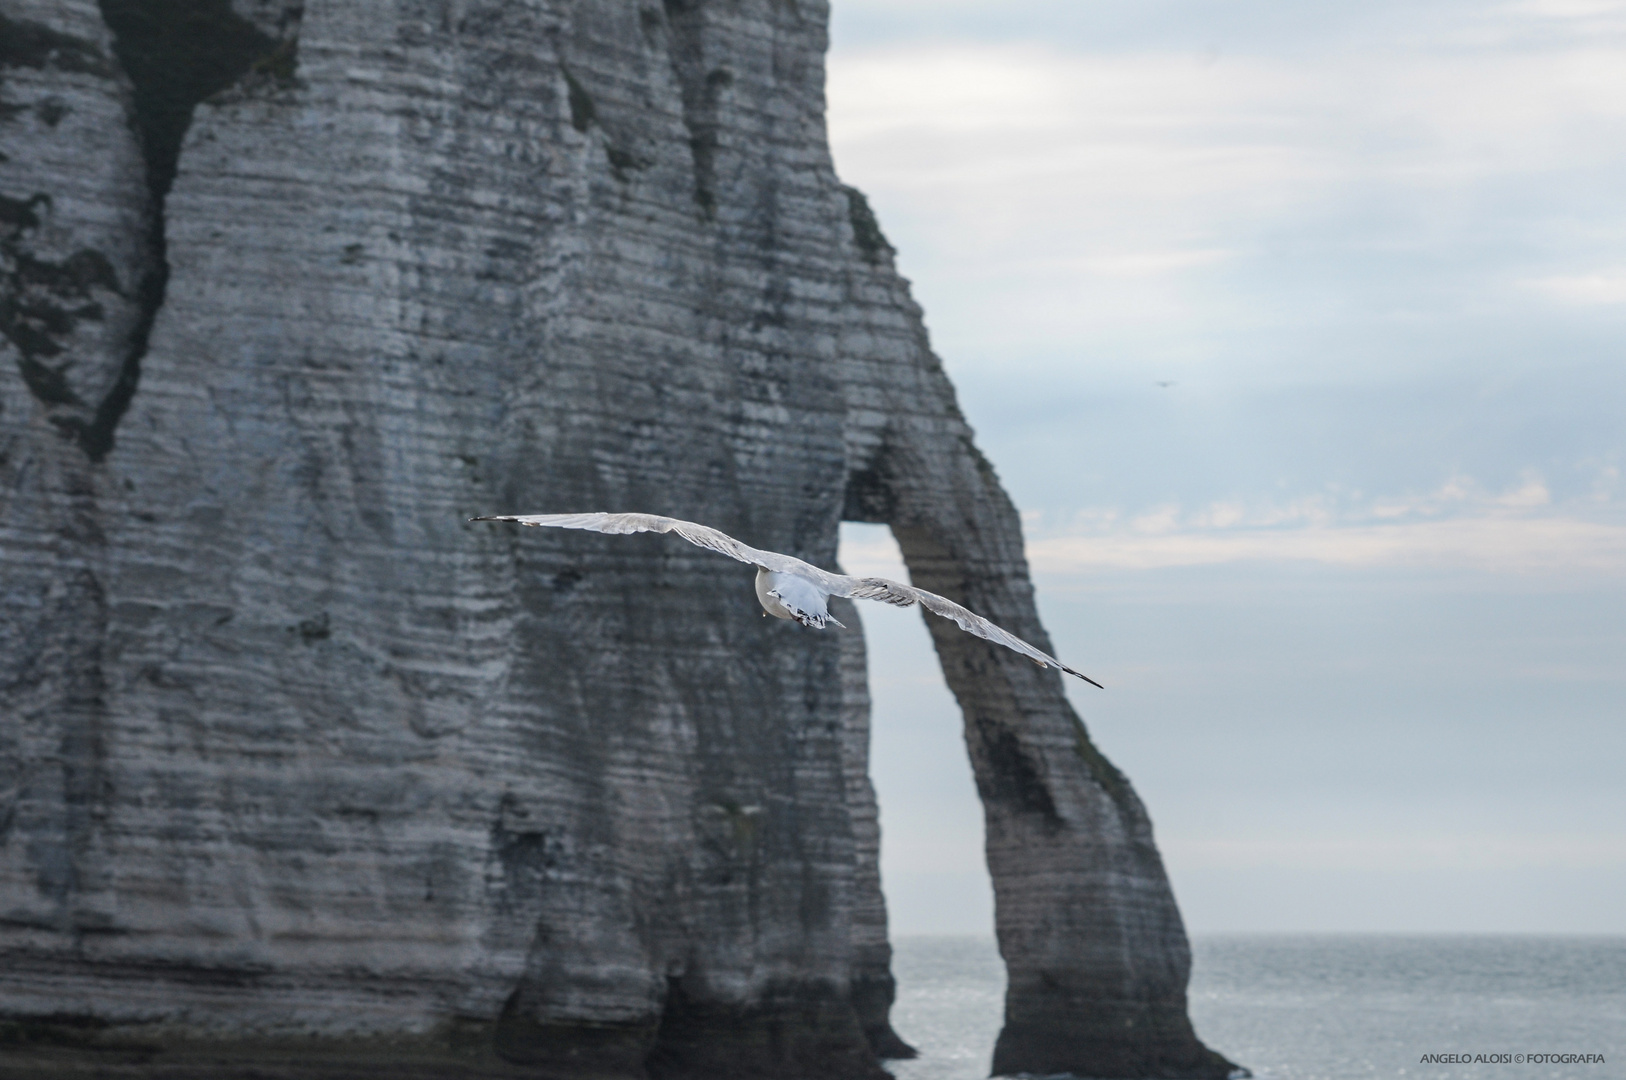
[0,17,129,446]
[61,0,301,459]
[0,14,114,77]
[561,64,597,135]
[968,712,1063,828]
[0,193,123,412]
[841,460,896,524]
[97,0,300,204]
[660,0,722,219]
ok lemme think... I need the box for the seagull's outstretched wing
[472,511,1101,687]
[471,512,853,589]
[835,575,1103,688]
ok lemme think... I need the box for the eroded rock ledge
[1,0,1235,1076]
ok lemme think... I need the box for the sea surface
[882,935,1625,1080]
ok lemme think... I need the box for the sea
[881,935,1625,1080]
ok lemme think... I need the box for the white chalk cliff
[0,1,1236,1076]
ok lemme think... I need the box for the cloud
[1521,271,1626,305]
[1163,832,1626,872]
[848,476,1626,579]
[827,43,1329,243]
[826,26,1626,362]
[1029,516,1626,574]
[1022,474,1626,575]
[1005,248,1236,280]
[1501,0,1626,22]
[828,36,1626,217]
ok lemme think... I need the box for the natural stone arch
[0,0,1235,1076]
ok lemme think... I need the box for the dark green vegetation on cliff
[1,1,1235,1077]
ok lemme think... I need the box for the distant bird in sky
[473,512,1102,687]
[1156,380,1177,389]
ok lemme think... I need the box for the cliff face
[0,1,1232,1078]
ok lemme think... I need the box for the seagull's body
[472,511,1100,687]
[754,567,844,629]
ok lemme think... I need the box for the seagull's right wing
[833,574,1104,688]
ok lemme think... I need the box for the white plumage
[473,511,1102,687]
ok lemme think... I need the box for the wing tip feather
[1065,666,1105,689]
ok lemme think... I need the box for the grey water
[883,935,1625,1080]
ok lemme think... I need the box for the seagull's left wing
[470,512,853,591]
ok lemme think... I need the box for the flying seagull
[472,512,1102,687]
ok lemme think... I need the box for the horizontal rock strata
[1,0,1234,1076]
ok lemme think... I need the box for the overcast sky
[827,0,1626,936]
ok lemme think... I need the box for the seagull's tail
[786,609,844,630]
